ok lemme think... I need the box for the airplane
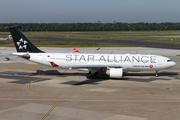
[9,27,176,79]
[74,48,79,53]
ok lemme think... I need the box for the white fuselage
[26,52,176,71]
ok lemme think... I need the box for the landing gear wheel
[92,75,96,79]
[86,71,91,79]
[155,71,159,77]
[86,75,90,79]
[86,71,98,79]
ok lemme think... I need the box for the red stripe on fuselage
[50,62,59,67]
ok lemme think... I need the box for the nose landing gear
[155,71,159,77]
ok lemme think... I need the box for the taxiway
[0,47,180,120]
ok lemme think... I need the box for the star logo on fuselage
[16,38,28,49]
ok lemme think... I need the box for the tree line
[0,22,180,32]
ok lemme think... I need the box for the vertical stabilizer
[9,27,44,53]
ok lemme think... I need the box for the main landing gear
[155,70,159,77]
[86,71,98,79]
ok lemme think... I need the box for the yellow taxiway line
[41,98,61,120]
[27,78,61,99]
[21,64,38,72]
[27,77,62,120]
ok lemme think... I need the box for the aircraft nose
[171,61,176,67]
[173,61,176,66]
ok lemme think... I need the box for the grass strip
[146,39,180,44]
[0,40,134,47]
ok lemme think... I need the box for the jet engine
[106,68,123,78]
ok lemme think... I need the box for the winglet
[50,62,59,67]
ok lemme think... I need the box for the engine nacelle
[106,68,123,78]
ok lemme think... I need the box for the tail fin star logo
[16,38,28,49]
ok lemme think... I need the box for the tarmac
[1,47,180,120]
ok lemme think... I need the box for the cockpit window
[167,60,173,62]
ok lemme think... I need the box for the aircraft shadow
[1,70,179,85]
[61,71,180,86]
[124,71,179,77]
[24,70,180,85]
[31,70,87,76]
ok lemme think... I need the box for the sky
[0,0,180,23]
